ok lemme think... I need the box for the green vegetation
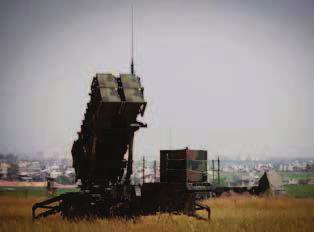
[284,185,314,198]
[0,187,78,198]
[56,175,75,185]
[280,172,314,180]
[0,187,45,197]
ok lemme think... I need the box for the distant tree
[7,163,19,180]
[298,179,309,185]
[306,164,314,172]
[56,175,75,185]
[5,154,18,164]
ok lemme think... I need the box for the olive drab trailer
[32,73,212,221]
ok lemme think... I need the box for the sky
[0,0,313,160]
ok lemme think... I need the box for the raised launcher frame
[33,73,147,219]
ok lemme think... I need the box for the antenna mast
[131,3,135,75]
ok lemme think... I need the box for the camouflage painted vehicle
[32,74,211,221]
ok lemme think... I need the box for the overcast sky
[0,0,313,160]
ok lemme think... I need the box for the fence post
[154,160,157,182]
[142,156,145,184]
[212,160,215,184]
[218,156,220,185]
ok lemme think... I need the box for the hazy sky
[0,0,313,160]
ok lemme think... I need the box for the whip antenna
[131,3,135,75]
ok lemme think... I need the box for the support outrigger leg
[193,201,211,221]
[32,195,64,219]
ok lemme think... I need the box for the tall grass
[0,196,313,232]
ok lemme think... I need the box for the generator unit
[141,148,212,220]
[160,148,208,183]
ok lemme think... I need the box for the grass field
[0,196,313,232]
[280,172,314,180]
[284,184,314,198]
[2,185,314,198]
[0,187,79,198]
